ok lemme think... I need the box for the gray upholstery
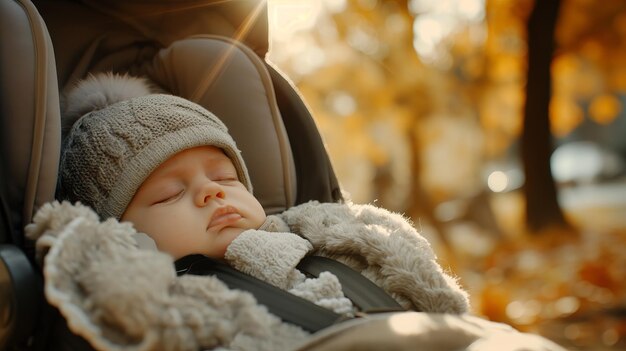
[1,0,60,240]
[1,0,59,347]
[34,0,269,87]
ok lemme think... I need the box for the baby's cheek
[145,222,183,254]
[253,214,266,230]
[250,204,267,229]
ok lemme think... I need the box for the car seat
[0,0,342,349]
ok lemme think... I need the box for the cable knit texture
[59,73,252,220]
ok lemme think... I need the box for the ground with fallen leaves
[438,186,626,350]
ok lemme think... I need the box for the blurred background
[267,0,626,349]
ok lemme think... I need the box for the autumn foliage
[268,0,626,349]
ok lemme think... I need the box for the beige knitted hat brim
[102,123,251,219]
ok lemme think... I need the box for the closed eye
[216,177,237,182]
[153,189,184,205]
[213,175,239,183]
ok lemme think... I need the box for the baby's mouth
[207,206,242,231]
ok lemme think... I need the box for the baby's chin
[210,227,249,259]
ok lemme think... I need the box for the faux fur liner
[23,201,569,351]
[26,201,309,351]
[25,199,469,350]
[279,201,470,314]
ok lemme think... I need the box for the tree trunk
[521,0,571,232]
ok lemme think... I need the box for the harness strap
[175,255,343,333]
[297,256,405,313]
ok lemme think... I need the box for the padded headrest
[77,0,269,54]
[35,0,268,86]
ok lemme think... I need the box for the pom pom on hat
[61,73,154,138]
[59,73,252,219]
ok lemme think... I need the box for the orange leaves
[489,56,525,82]
[464,226,626,349]
[551,49,622,135]
[589,95,622,125]
[549,95,584,137]
[480,282,511,323]
[578,261,617,291]
[479,85,524,157]
[268,3,626,348]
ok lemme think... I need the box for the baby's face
[122,145,266,259]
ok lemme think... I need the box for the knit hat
[59,73,252,219]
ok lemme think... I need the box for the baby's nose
[195,181,225,205]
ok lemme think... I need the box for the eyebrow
[201,154,238,174]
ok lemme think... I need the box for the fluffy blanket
[278,201,469,313]
[25,200,565,351]
[26,201,309,351]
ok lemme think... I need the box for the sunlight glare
[387,313,422,335]
[487,171,509,192]
[459,0,485,22]
[410,0,485,63]
[268,0,321,42]
[327,91,357,116]
[413,16,450,60]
